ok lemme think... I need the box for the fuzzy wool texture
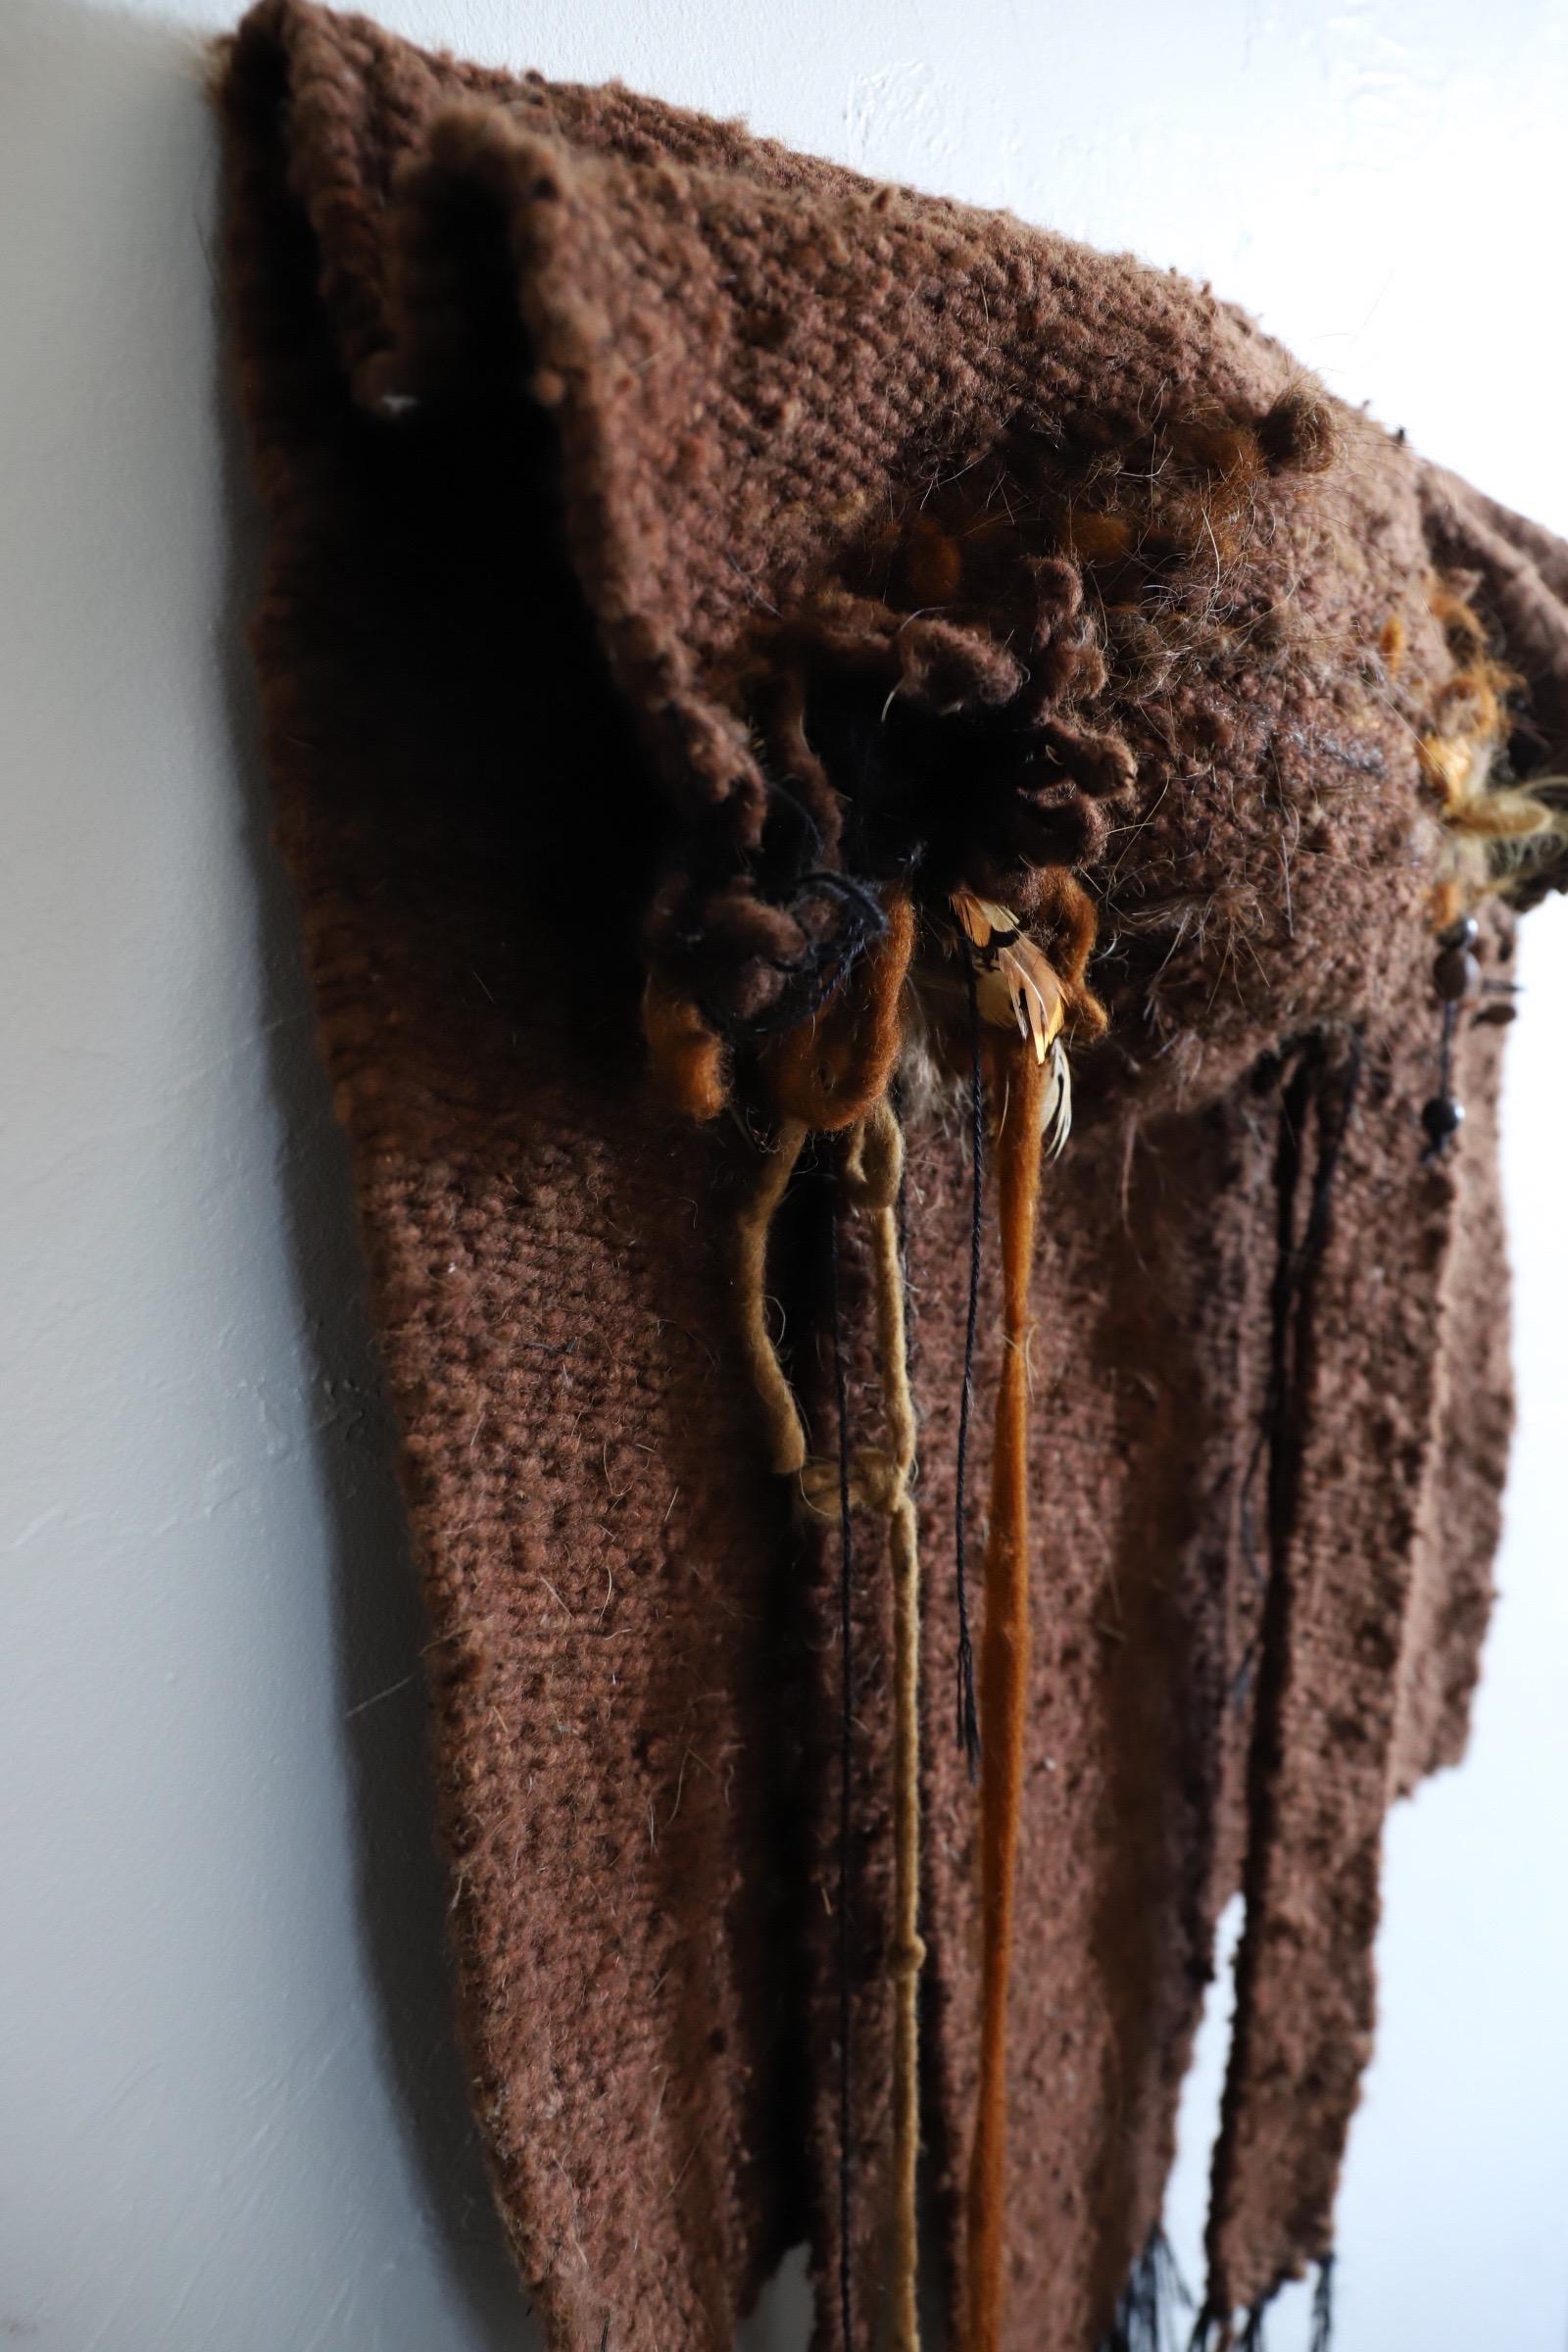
[216,6,1568,2346]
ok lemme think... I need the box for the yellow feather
[997,940,1065,1062]
[973,961,1018,1035]
[950,891,1073,1146]
[952,889,1020,951]
[1040,1040,1072,1158]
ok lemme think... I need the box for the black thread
[1210,1042,1361,2337]
[1185,2300,1269,2352]
[892,1079,919,1413]
[1239,2301,1270,2351]
[1270,1033,1363,1600]
[683,765,894,1044]
[1420,996,1460,1164]
[1236,1053,1312,1610]
[954,935,985,1781]
[799,864,893,937]
[1232,1034,1362,1711]
[1099,2225,1194,2351]
[1184,2254,1334,2352]
[829,1167,856,2352]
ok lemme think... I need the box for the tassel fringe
[730,904,1083,2351]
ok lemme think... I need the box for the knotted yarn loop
[841,1091,906,1213]
[798,1445,905,1519]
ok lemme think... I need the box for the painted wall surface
[2,2,1565,2346]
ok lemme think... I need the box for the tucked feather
[1041,1040,1072,1158]
[952,889,1068,1067]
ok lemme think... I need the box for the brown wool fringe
[966,1040,1047,2352]
[845,1099,925,2350]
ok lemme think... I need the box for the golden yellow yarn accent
[733,1118,808,1477]
[843,1098,925,2352]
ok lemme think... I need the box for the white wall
[2,2,1564,2346]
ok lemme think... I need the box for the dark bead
[1421,1094,1465,1146]
[1439,913,1480,951]
[1433,946,1481,1002]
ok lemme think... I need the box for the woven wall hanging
[217,8,1568,2346]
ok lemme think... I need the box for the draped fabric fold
[217,7,1564,2344]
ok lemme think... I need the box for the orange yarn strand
[762,894,914,1132]
[965,1041,1046,2352]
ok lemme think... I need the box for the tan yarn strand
[735,1117,809,1475]
[846,1098,925,2352]
[740,1088,925,2342]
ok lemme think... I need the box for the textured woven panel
[218,7,1565,2342]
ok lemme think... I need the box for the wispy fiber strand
[1184,2254,1335,2351]
[846,1100,926,2348]
[1099,2228,1195,2352]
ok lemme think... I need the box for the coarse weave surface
[218,7,1568,2343]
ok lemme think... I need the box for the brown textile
[216,5,1568,2344]
[964,1039,1046,2352]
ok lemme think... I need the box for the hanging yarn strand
[733,897,928,2348]
[955,938,986,1779]
[828,1179,858,2352]
[734,1118,810,1475]
[965,1039,1048,2352]
[845,1099,926,2351]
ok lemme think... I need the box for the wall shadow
[195,13,537,2337]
